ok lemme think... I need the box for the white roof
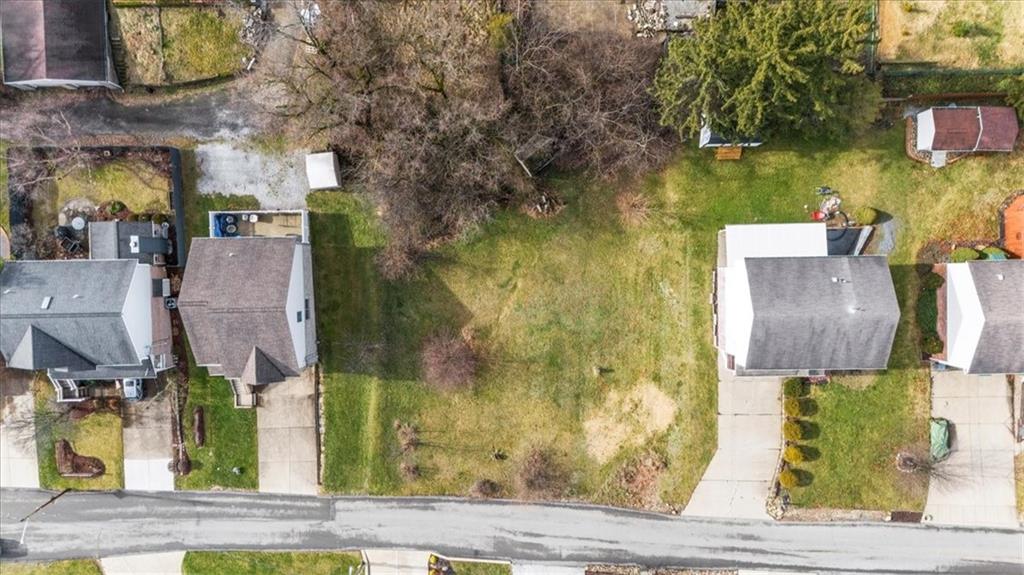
[723,223,827,267]
[305,152,339,190]
[721,223,828,367]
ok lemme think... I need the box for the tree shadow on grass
[800,445,821,462]
[311,211,472,382]
[800,420,821,440]
[793,468,814,487]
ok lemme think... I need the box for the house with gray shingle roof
[714,223,900,376]
[0,0,121,90]
[178,235,317,408]
[936,259,1023,375]
[0,259,173,401]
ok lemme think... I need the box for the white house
[937,259,1023,375]
[714,223,900,375]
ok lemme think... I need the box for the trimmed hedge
[783,445,805,464]
[783,420,804,442]
[950,247,980,263]
[783,378,807,398]
[779,468,799,489]
[851,206,878,226]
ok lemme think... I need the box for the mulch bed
[55,439,105,478]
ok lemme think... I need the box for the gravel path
[195,142,310,209]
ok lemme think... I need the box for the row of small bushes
[780,378,813,490]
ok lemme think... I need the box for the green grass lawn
[315,125,1022,511]
[161,7,249,83]
[451,561,512,575]
[182,551,362,575]
[175,346,258,491]
[34,380,124,491]
[54,158,170,214]
[1,560,103,575]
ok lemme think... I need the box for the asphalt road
[0,489,1020,574]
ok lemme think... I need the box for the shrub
[469,478,501,499]
[109,200,127,214]
[783,445,805,464]
[421,330,478,391]
[950,247,980,263]
[783,420,804,442]
[152,213,168,225]
[616,191,652,226]
[778,468,799,490]
[851,206,878,226]
[920,271,944,291]
[376,241,417,281]
[784,398,802,418]
[783,378,806,398]
[981,246,1007,260]
[921,332,944,355]
[516,448,567,499]
[950,20,979,37]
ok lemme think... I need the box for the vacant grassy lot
[175,347,258,491]
[878,0,1024,67]
[317,125,1022,511]
[161,7,249,83]
[2,560,103,575]
[35,380,124,491]
[116,7,165,85]
[182,551,362,575]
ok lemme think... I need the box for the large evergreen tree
[653,0,873,141]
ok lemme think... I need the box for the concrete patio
[257,369,318,495]
[924,370,1016,528]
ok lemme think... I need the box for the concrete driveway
[257,369,318,495]
[0,369,40,489]
[924,371,1016,528]
[122,381,175,492]
[101,551,184,575]
[683,355,781,519]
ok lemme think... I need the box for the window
[296,311,303,323]
[304,298,310,320]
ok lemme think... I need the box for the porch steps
[231,379,257,408]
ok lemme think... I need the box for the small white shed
[305,152,341,190]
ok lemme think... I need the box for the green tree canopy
[653,0,873,142]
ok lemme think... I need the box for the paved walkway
[364,549,430,575]
[100,551,184,575]
[122,383,175,492]
[924,371,1017,528]
[683,355,781,520]
[257,369,318,495]
[0,369,40,489]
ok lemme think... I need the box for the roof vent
[2,288,11,295]
[831,277,849,284]
[41,296,52,310]
[72,294,82,299]
[228,252,236,257]
[996,273,1004,281]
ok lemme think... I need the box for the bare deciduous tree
[421,330,477,391]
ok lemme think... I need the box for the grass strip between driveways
[1,560,103,575]
[182,551,362,575]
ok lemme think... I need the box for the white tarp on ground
[683,354,780,520]
[924,371,1016,528]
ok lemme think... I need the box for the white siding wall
[121,264,154,363]
[916,110,936,151]
[285,244,308,369]
[944,263,985,370]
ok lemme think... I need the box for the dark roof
[1,0,115,84]
[742,256,900,371]
[0,260,144,374]
[178,238,302,384]
[929,107,1019,152]
[89,221,170,264]
[968,260,1024,375]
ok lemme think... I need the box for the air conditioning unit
[164,297,178,310]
